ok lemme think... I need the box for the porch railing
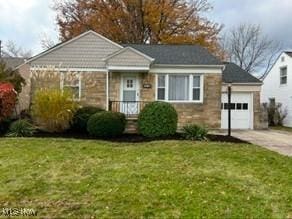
[109,101,152,117]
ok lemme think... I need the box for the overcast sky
[1,0,292,55]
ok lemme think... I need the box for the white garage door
[221,92,253,129]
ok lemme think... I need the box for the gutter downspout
[106,70,109,111]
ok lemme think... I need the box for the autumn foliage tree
[54,0,223,55]
[0,83,17,122]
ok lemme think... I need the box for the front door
[121,75,139,115]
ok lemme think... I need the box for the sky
[0,0,292,56]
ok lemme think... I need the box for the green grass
[0,138,292,218]
[271,126,292,133]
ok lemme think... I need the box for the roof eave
[153,64,224,69]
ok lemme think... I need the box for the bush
[32,89,78,132]
[87,111,126,138]
[263,100,288,126]
[72,106,104,132]
[0,83,17,122]
[138,102,177,137]
[182,124,208,141]
[7,119,36,137]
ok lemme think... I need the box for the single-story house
[24,30,262,131]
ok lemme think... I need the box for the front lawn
[0,138,291,218]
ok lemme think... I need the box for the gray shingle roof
[223,62,261,84]
[1,57,25,69]
[123,44,221,65]
[284,51,292,58]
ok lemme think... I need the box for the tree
[222,23,281,75]
[2,41,32,58]
[40,32,58,49]
[0,83,17,122]
[0,61,25,93]
[54,0,223,55]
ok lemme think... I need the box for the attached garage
[222,62,263,130]
[221,92,253,129]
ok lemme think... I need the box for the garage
[221,92,253,129]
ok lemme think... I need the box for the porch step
[125,118,138,134]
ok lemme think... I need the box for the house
[25,30,263,131]
[0,57,31,113]
[261,51,292,127]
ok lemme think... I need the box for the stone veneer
[31,70,107,109]
[109,72,222,129]
[30,70,263,130]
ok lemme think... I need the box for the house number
[143,84,152,89]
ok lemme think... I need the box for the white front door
[221,92,253,129]
[121,75,139,115]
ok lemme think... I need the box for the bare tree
[223,23,282,76]
[40,32,58,50]
[2,41,32,58]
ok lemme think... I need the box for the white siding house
[261,51,292,127]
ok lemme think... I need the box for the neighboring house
[261,51,292,127]
[1,57,31,113]
[25,30,262,131]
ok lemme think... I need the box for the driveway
[231,130,292,156]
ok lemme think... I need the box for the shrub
[182,124,208,141]
[87,111,126,138]
[263,99,288,126]
[138,102,177,137]
[0,61,26,93]
[7,119,36,137]
[72,106,104,132]
[0,83,17,122]
[32,89,78,132]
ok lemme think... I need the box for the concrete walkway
[230,130,292,157]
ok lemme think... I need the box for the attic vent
[281,56,285,62]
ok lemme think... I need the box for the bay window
[156,74,203,102]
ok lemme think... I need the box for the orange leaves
[54,0,223,57]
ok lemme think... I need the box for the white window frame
[280,66,287,85]
[155,74,204,103]
[61,72,82,101]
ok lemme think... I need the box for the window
[157,75,166,100]
[193,76,201,101]
[222,103,248,110]
[169,75,189,101]
[156,74,203,102]
[280,67,287,85]
[62,72,81,100]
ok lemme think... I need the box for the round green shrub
[7,119,36,137]
[87,111,126,138]
[138,102,178,137]
[72,106,104,132]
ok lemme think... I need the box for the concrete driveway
[231,130,292,156]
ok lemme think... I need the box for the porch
[109,101,152,117]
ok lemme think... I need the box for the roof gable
[105,47,154,70]
[29,31,122,69]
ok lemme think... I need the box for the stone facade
[253,91,268,129]
[172,74,222,129]
[109,72,221,129]
[30,69,107,110]
[29,70,263,131]
[17,64,31,112]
